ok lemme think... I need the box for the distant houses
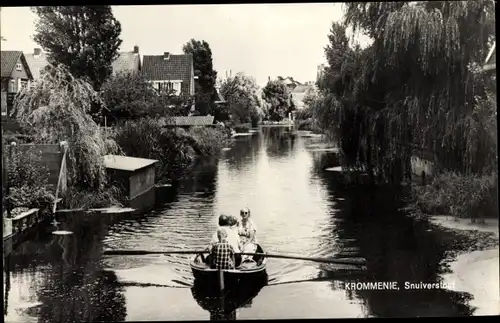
[1,51,33,116]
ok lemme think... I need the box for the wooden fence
[3,142,68,194]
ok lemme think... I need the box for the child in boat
[204,214,241,267]
[210,227,236,270]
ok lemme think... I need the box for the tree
[31,6,122,91]
[220,73,261,124]
[262,80,293,121]
[11,64,120,191]
[316,1,496,184]
[100,72,191,123]
[182,39,218,115]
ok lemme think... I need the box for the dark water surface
[4,127,477,321]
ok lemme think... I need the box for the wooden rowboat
[190,244,268,288]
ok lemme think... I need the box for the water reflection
[191,276,267,321]
[3,126,487,321]
[5,215,127,323]
[261,127,296,159]
[313,152,476,317]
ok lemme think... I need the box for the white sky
[1,4,370,86]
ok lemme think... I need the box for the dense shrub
[114,118,196,183]
[233,124,251,133]
[187,126,228,156]
[4,146,54,213]
[412,171,498,222]
[101,72,192,123]
[60,185,125,210]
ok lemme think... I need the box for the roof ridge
[1,50,24,79]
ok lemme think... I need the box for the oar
[102,249,365,266]
[102,249,208,256]
[240,252,364,266]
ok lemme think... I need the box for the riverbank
[429,215,499,315]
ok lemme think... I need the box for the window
[157,81,181,95]
[16,63,22,71]
[9,80,16,92]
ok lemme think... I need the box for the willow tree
[11,64,120,191]
[318,1,496,184]
[220,72,261,124]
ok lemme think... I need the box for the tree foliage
[182,39,218,115]
[220,73,261,124]
[31,6,122,91]
[11,64,121,190]
[316,1,496,185]
[262,80,293,121]
[100,72,191,123]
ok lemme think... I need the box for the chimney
[163,52,170,60]
[34,48,41,56]
[268,76,270,82]
[133,45,139,54]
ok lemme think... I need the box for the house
[25,45,142,82]
[25,48,49,82]
[277,76,302,91]
[112,45,141,75]
[141,52,196,104]
[1,51,33,116]
[291,84,311,110]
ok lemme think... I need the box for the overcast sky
[1,4,369,86]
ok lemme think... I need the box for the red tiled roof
[25,52,49,80]
[141,54,193,82]
[112,52,141,75]
[1,51,33,79]
[164,116,215,126]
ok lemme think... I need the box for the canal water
[3,127,481,321]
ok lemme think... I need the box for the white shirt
[209,226,241,253]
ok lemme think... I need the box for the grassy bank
[410,170,498,223]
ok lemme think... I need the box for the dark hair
[228,215,238,226]
[218,214,230,226]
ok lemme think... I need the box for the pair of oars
[102,249,365,266]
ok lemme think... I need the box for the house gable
[112,51,141,76]
[1,51,33,80]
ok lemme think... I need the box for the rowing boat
[190,244,268,287]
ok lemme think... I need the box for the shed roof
[104,155,158,172]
